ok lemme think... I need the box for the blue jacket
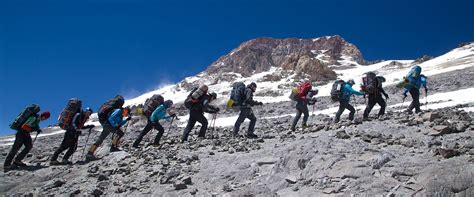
[404,75,427,94]
[342,83,364,101]
[108,109,129,127]
[150,104,171,123]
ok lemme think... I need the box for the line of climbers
[3,65,428,170]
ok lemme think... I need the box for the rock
[422,112,440,122]
[285,175,298,184]
[371,153,394,169]
[256,157,278,166]
[53,179,66,188]
[435,148,460,159]
[222,184,233,192]
[335,130,350,139]
[98,174,109,182]
[181,176,192,185]
[190,188,198,195]
[173,181,187,190]
[91,188,104,196]
[429,125,451,136]
[209,152,215,155]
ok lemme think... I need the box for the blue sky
[1,0,473,136]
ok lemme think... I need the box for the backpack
[98,95,124,122]
[227,82,246,108]
[330,80,345,102]
[289,81,312,101]
[143,94,164,117]
[58,98,82,129]
[184,87,199,109]
[406,65,422,86]
[10,104,41,130]
[361,72,377,94]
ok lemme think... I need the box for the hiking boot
[404,110,413,115]
[245,133,258,139]
[85,154,98,162]
[61,160,73,165]
[13,161,27,167]
[110,146,121,152]
[50,160,61,166]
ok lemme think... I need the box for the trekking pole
[81,127,93,159]
[167,116,176,133]
[32,132,39,144]
[211,113,217,139]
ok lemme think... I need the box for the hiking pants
[93,122,124,147]
[363,94,386,118]
[134,118,165,145]
[335,100,356,122]
[182,110,208,142]
[233,107,257,135]
[4,131,32,166]
[407,88,421,113]
[291,102,309,130]
[51,130,79,161]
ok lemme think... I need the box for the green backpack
[10,104,40,130]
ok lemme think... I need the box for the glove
[402,92,407,99]
[425,88,428,95]
[126,116,132,121]
[77,130,82,136]
[384,93,389,99]
[258,102,263,106]
[37,129,42,134]
[170,114,177,118]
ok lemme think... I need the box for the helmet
[248,82,257,91]
[40,111,51,120]
[347,79,355,85]
[209,92,217,99]
[164,100,173,108]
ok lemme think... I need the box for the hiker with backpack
[232,82,263,138]
[361,73,389,120]
[289,80,318,131]
[85,95,128,161]
[133,100,176,147]
[182,85,220,142]
[4,104,50,172]
[51,103,94,165]
[401,65,428,114]
[332,79,364,123]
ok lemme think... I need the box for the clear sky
[1,0,473,136]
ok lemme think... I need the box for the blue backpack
[406,65,422,82]
[227,82,246,107]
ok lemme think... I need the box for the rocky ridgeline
[180,36,364,90]
[0,105,473,196]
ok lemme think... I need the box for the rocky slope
[1,39,473,196]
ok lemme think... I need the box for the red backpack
[297,81,312,98]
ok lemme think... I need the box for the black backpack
[143,94,164,117]
[229,82,246,106]
[184,87,199,109]
[58,98,82,129]
[330,80,345,102]
[10,104,41,130]
[361,72,377,94]
[98,95,124,122]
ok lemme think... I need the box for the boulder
[422,112,440,122]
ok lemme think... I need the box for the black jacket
[242,88,259,107]
[190,95,219,114]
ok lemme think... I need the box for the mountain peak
[204,36,365,82]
